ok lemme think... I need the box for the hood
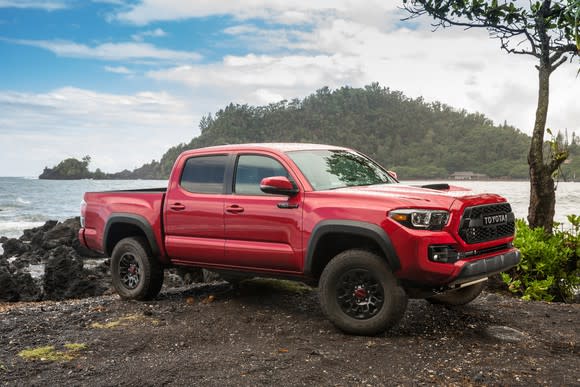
[330,183,504,210]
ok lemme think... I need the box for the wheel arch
[305,220,400,278]
[104,214,159,257]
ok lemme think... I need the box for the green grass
[91,314,159,329]
[18,343,87,362]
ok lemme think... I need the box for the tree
[403,0,579,232]
[81,155,91,168]
[199,113,214,134]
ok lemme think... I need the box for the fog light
[428,245,460,263]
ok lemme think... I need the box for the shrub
[502,215,579,302]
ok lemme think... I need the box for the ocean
[0,177,578,241]
[0,177,167,239]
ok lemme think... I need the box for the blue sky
[0,0,578,176]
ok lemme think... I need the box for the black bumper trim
[449,249,520,286]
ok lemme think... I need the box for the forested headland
[39,84,580,180]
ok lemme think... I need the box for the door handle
[277,202,299,209]
[170,203,186,211]
[225,205,244,214]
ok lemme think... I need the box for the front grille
[458,203,515,244]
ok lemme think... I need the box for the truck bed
[81,189,167,258]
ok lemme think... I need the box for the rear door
[164,154,229,265]
[224,153,303,272]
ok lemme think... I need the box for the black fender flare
[304,220,400,275]
[103,213,160,257]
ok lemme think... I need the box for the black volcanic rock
[0,218,108,302]
[0,259,41,302]
[19,220,58,242]
[1,238,30,257]
[42,218,78,249]
[43,246,107,300]
[0,263,20,301]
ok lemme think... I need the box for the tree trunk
[527,65,555,233]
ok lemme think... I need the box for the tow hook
[436,277,488,294]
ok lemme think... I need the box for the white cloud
[223,24,261,36]
[0,0,67,10]
[114,0,400,26]
[104,65,132,74]
[0,87,198,176]
[147,53,365,105]
[222,24,310,52]
[148,14,579,136]
[132,27,167,41]
[7,38,201,62]
[91,0,125,5]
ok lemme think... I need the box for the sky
[0,0,578,177]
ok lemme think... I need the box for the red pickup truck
[79,143,519,335]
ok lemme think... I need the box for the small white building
[449,171,488,180]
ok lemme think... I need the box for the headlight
[389,209,449,230]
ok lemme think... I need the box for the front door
[224,153,303,272]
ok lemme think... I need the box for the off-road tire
[427,282,485,306]
[319,249,408,336]
[111,236,163,300]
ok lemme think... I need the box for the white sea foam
[0,221,45,239]
[16,197,31,205]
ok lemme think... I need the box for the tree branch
[552,43,579,54]
[500,38,539,57]
[403,2,527,35]
[523,29,539,55]
[551,55,568,72]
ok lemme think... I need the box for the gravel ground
[0,280,578,386]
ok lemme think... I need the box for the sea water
[0,177,578,241]
[0,177,167,239]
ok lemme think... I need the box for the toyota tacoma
[79,143,520,335]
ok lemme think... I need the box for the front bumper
[447,249,520,286]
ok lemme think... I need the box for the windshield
[287,149,396,191]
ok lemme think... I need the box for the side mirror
[387,170,398,180]
[260,176,299,196]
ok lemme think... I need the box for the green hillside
[41,83,579,180]
[135,83,532,180]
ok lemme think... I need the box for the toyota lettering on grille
[483,213,508,226]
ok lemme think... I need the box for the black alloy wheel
[118,252,141,290]
[336,269,385,320]
[111,236,163,300]
[319,249,408,336]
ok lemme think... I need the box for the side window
[234,155,289,195]
[180,155,227,194]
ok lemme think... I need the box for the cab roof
[183,143,350,154]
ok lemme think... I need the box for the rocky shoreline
[0,218,110,302]
[0,218,214,303]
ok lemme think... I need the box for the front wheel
[427,282,485,306]
[319,249,408,336]
[111,236,164,300]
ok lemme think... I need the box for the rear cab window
[180,155,228,194]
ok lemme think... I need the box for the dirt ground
[0,280,578,386]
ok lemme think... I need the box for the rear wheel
[319,249,408,336]
[427,282,485,306]
[111,237,163,300]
